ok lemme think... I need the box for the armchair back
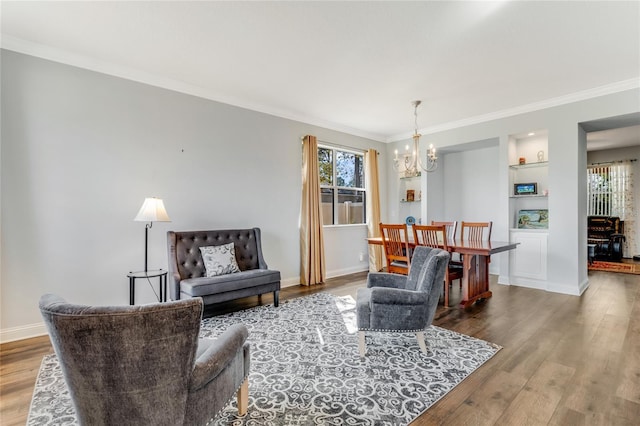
[39,294,202,425]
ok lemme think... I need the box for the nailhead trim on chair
[205,373,250,425]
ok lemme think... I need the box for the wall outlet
[359,252,365,262]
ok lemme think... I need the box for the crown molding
[3,36,637,145]
[1,36,387,142]
[387,78,640,142]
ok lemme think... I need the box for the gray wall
[0,50,387,341]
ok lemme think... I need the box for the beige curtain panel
[300,135,326,285]
[365,149,383,272]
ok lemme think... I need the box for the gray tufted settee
[167,228,281,308]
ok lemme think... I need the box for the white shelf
[509,194,548,199]
[509,161,548,170]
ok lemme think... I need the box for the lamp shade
[134,197,171,222]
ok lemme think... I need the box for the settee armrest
[367,272,407,289]
[189,323,249,391]
[168,272,181,301]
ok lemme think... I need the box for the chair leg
[416,331,428,354]
[444,280,449,307]
[237,378,248,415]
[358,331,366,357]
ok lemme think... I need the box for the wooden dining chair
[413,224,462,307]
[379,223,411,275]
[460,221,493,293]
[461,221,493,241]
[431,220,458,240]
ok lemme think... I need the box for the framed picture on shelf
[517,209,548,229]
[514,182,537,196]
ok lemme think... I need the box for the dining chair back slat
[380,223,411,275]
[461,221,492,241]
[413,224,448,250]
[431,221,458,240]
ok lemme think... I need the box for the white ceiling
[1,1,639,144]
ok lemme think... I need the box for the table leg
[161,274,167,302]
[129,277,135,305]
[460,254,492,308]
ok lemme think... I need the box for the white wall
[0,50,387,341]
[587,145,640,256]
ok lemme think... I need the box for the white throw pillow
[199,243,241,277]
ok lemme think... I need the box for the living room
[1,2,639,425]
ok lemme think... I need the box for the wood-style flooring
[1,270,638,425]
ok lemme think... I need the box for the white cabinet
[509,230,548,284]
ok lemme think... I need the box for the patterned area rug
[28,293,501,425]
[588,260,640,274]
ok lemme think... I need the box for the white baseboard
[577,278,590,296]
[497,275,510,285]
[545,280,585,296]
[281,266,368,288]
[508,276,547,291]
[1,322,48,344]
[281,276,301,288]
[325,265,368,279]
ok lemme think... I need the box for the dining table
[367,237,518,308]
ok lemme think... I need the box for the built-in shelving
[398,173,422,223]
[508,130,549,284]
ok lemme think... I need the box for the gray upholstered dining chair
[39,294,250,426]
[356,246,449,357]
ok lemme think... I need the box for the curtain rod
[300,136,380,154]
[588,158,637,166]
[300,136,369,154]
[318,139,368,154]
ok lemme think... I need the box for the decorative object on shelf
[393,100,437,175]
[517,209,548,229]
[134,197,171,272]
[406,216,416,226]
[537,150,544,162]
[514,182,538,196]
[406,189,415,202]
[519,157,526,165]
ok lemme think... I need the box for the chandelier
[393,100,437,176]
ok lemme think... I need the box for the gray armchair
[39,294,250,426]
[356,246,449,357]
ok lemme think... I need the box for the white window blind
[587,162,632,219]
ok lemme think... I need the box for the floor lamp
[134,197,171,272]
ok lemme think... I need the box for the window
[318,146,366,225]
[587,163,632,218]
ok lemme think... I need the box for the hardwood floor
[1,270,638,425]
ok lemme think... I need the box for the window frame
[318,143,367,227]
